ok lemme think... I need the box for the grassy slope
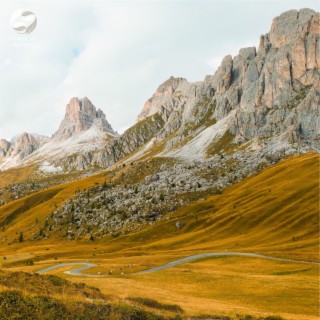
[0,153,319,319]
[0,270,180,320]
[0,165,36,187]
[0,152,318,261]
[106,152,319,261]
[0,171,109,242]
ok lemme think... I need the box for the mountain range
[0,8,318,175]
[0,97,117,171]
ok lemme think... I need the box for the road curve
[37,262,102,277]
[36,252,319,277]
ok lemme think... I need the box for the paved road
[138,252,319,274]
[36,252,319,277]
[37,262,104,277]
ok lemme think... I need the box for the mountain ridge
[0,8,319,173]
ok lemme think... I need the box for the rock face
[0,140,11,157]
[53,97,116,140]
[52,112,165,171]
[137,77,188,122]
[10,133,50,159]
[133,8,319,160]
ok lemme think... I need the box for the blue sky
[0,0,319,140]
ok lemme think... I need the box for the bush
[25,260,34,266]
[46,275,68,286]
[0,290,66,320]
[110,303,165,320]
[128,297,184,313]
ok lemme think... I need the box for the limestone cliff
[53,97,116,140]
[135,8,319,159]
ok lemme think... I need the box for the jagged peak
[156,76,187,92]
[0,139,11,152]
[269,8,317,49]
[9,132,49,144]
[53,97,116,141]
[137,77,188,122]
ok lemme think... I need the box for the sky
[0,0,318,140]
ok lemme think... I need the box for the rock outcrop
[0,133,50,170]
[0,139,11,157]
[52,112,165,170]
[15,133,49,159]
[53,97,116,140]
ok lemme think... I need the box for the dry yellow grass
[98,152,319,262]
[0,153,319,319]
[0,165,37,187]
[70,257,318,320]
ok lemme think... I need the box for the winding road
[36,252,319,277]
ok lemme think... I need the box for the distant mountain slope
[0,133,50,169]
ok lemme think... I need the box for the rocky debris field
[47,147,286,240]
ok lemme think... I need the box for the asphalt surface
[37,262,103,277]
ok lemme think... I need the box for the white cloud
[0,0,318,140]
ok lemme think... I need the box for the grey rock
[53,97,116,140]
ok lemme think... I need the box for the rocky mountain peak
[127,8,319,164]
[0,133,49,168]
[53,97,116,140]
[269,8,317,49]
[137,77,187,122]
[10,133,49,157]
[0,139,10,150]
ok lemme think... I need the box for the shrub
[128,297,184,313]
[25,260,34,266]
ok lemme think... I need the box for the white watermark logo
[10,10,37,34]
